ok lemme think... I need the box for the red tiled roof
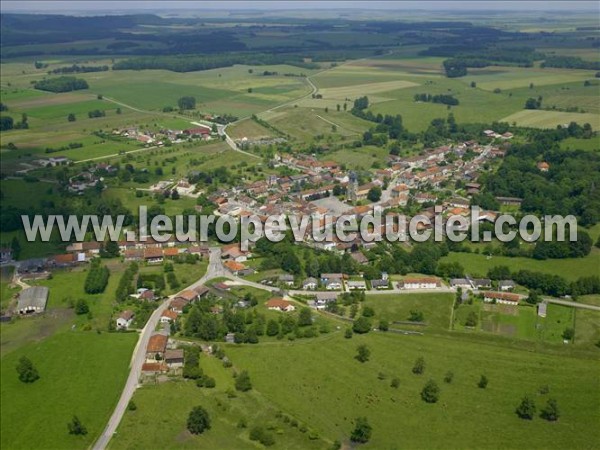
[147,334,168,353]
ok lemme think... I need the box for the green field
[500,109,600,130]
[110,355,327,450]
[222,332,600,449]
[440,250,600,282]
[364,293,454,331]
[1,331,137,450]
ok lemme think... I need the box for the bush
[350,417,372,443]
[355,344,370,363]
[516,396,536,420]
[390,377,400,388]
[352,316,371,334]
[127,400,137,411]
[412,357,425,375]
[67,415,87,435]
[187,406,211,434]
[478,375,488,389]
[421,379,440,403]
[540,398,560,421]
[235,370,252,392]
[249,426,275,446]
[16,356,39,383]
[444,371,454,384]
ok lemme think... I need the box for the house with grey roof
[17,286,49,314]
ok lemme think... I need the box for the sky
[2,1,599,13]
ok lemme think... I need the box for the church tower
[347,171,358,204]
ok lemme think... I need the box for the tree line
[33,76,89,93]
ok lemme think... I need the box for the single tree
[378,319,389,331]
[421,379,440,403]
[444,371,454,384]
[187,406,211,434]
[412,357,425,375]
[344,327,353,339]
[367,186,382,202]
[67,113,76,122]
[390,377,400,388]
[516,395,536,420]
[350,417,372,443]
[298,307,312,326]
[75,299,89,315]
[266,319,280,336]
[235,370,252,392]
[478,374,488,389]
[355,344,370,363]
[540,398,560,421]
[67,415,88,435]
[16,356,39,383]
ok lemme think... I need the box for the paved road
[93,247,224,450]
[542,298,600,311]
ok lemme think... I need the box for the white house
[265,298,296,312]
[483,291,520,305]
[400,277,440,289]
[302,277,318,290]
[325,280,343,290]
[347,280,367,290]
[117,310,135,329]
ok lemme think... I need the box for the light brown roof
[144,248,163,259]
[483,291,520,302]
[119,310,135,320]
[164,349,184,361]
[161,310,178,320]
[265,298,293,309]
[176,290,198,302]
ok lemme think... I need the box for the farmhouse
[144,247,163,264]
[141,362,167,374]
[221,243,251,262]
[499,280,516,291]
[146,334,168,361]
[472,278,492,289]
[164,349,185,369]
[450,278,472,289]
[175,289,199,303]
[400,277,440,289]
[265,298,295,312]
[160,309,178,323]
[482,291,520,305]
[224,260,248,276]
[17,286,49,315]
[116,310,135,329]
[169,298,188,314]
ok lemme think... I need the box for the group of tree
[177,96,196,110]
[524,97,543,109]
[115,262,138,302]
[414,93,459,106]
[50,64,109,74]
[84,258,110,294]
[33,76,89,93]
[541,56,600,71]
[113,53,317,73]
[88,109,106,118]
[516,396,560,421]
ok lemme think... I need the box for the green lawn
[364,293,454,331]
[225,331,600,449]
[110,354,327,450]
[1,331,137,450]
[440,250,600,282]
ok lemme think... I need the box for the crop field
[439,250,600,282]
[463,66,596,91]
[225,331,600,449]
[500,109,600,130]
[260,106,371,142]
[227,118,274,140]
